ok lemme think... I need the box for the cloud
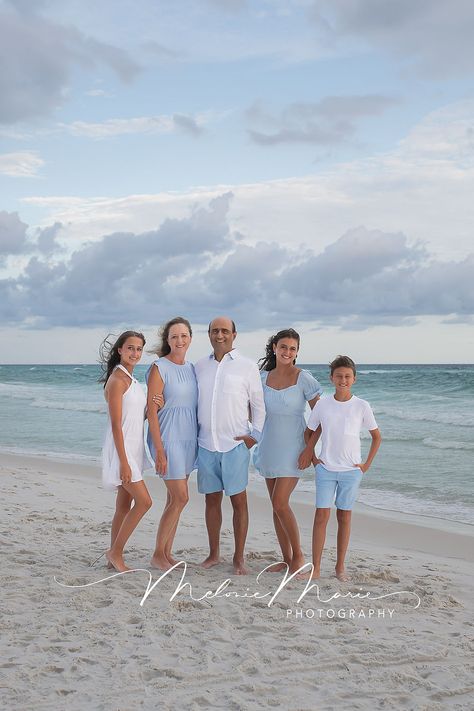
[0,5,140,124]
[0,151,44,177]
[309,0,474,78]
[2,196,473,330]
[61,112,209,139]
[36,221,63,254]
[0,210,28,255]
[247,95,397,145]
[172,113,204,137]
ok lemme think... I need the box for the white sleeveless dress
[101,364,151,491]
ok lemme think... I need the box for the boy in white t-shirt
[298,355,381,581]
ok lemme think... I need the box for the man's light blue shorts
[315,463,363,510]
[197,444,250,497]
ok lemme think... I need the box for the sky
[1,0,473,364]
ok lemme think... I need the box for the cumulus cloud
[309,0,474,78]
[247,95,397,145]
[1,195,473,329]
[0,210,28,255]
[0,151,44,177]
[0,4,140,124]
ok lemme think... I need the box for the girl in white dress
[100,331,153,572]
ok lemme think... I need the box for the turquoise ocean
[1,364,473,525]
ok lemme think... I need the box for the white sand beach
[2,452,474,710]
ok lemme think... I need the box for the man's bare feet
[200,555,222,569]
[150,554,173,571]
[335,568,350,582]
[105,549,130,573]
[233,558,249,575]
[266,562,289,573]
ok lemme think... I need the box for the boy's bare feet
[150,553,173,570]
[233,557,249,575]
[200,555,222,569]
[106,550,130,572]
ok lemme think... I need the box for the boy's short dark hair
[330,355,356,376]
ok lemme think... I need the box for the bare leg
[109,487,133,567]
[265,478,292,572]
[271,477,304,573]
[200,491,223,568]
[106,481,152,572]
[164,475,190,564]
[335,509,352,581]
[307,508,331,579]
[230,490,249,575]
[150,479,189,570]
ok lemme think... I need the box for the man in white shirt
[194,316,266,575]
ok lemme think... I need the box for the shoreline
[3,450,473,565]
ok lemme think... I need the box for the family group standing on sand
[100,316,382,582]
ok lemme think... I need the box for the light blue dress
[253,369,323,478]
[146,358,198,480]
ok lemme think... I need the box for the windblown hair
[258,328,300,371]
[330,355,356,376]
[98,331,145,387]
[149,316,192,358]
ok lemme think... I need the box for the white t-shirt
[307,395,378,472]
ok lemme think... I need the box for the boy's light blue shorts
[197,443,250,497]
[315,463,363,510]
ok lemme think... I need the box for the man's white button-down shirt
[195,349,266,453]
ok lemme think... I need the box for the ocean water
[0,363,473,525]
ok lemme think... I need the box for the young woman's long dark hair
[99,330,146,386]
[149,316,192,358]
[258,328,300,371]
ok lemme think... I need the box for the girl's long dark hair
[98,331,146,387]
[149,316,192,358]
[258,328,300,371]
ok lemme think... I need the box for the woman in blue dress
[253,328,322,573]
[146,317,198,570]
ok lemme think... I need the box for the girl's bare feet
[106,549,130,572]
[266,562,289,573]
[289,553,306,574]
[150,553,173,570]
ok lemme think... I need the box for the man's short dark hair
[330,355,356,376]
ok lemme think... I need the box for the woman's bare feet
[166,553,179,566]
[233,557,249,575]
[200,555,222,569]
[105,549,130,572]
[150,553,173,570]
[289,553,306,574]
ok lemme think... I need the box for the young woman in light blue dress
[146,317,198,570]
[253,328,322,573]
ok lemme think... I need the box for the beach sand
[2,452,474,710]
